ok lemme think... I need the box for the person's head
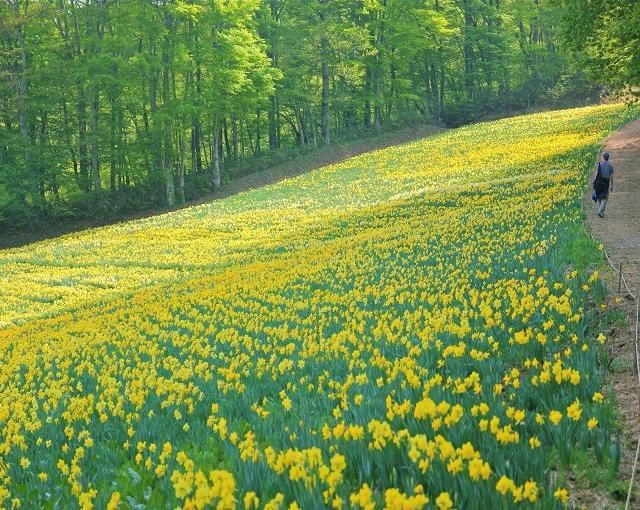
[602,152,610,161]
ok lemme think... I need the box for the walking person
[592,152,614,218]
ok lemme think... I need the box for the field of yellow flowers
[1,104,638,509]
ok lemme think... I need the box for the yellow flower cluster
[0,104,636,508]
[170,451,236,509]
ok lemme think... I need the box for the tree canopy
[559,0,640,95]
[0,0,620,228]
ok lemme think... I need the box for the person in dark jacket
[593,152,614,218]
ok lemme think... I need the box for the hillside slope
[0,104,638,509]
[1,105,630,330]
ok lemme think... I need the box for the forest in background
[0,0,637,229]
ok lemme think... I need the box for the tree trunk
[78,88,90,192]
[191,117,202,174]
[90,89,101,191]
[430,63,441,121]
[149,62,162,179]
[308,103,318,145]
[14,14,34,211]
[39,111,51,198]
[267,0,281,150]
[200,131,210,170]
[177,131,186,203]
[62,100,79,186]
[463,3,475,99]
[296,107,306,146]
[211,121,221,189]
[364,67,372,129]
[223,118,231,160]
[16,22,30,173]
[162,11,175,206]
[118,109,126,189]
[439,62,445,118]
[255,109,261,154]
[374,59,382,130]
[319,0,330,144]
[163,145,175,206]
[110,102,117,193]
[321,61,330,145]
[374,0,386,131]
[268,95,279,149]
[231,119,238,162]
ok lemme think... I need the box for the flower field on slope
[0,104,637,509]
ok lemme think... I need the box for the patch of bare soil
[581,118,640,509]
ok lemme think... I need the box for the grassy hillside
[1,104,630,330]
[0,104,637,508]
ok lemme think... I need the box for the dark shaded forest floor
[0,124,444,250]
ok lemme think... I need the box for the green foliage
[559,0,640,96]
[0,0,605,229]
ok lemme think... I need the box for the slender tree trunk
[192,117,202,173]
[39,111,52,198]
[118,109,126,190]
[463,2,475,99]
[231,119,238,162]
[177,131,186,203]
[319,0,330,145]
[78,87,90,192]
[62,100,79,185]
[192,53,203,173]
[110,102,117,193]
[388,63,396,126]
[201,133,210,170]
[163,141,175,206]
[364,67,372,129]
[255,109,261,154]
[296,107,306,146]
[374,59,382,130]
[276,100,281,148]
[137,104,153,178]
[90,89,101,191]
[374,0,386,130]
[223,118,231,161]
[309,103,318,145]
[148,62,162,178]
[12,11,37,213]
[240,121,247,160]
[211,120,221,189]
[267,0,280,150]
[16,21,30,182]
[321,61,330,144]
[434,0,444,121]
[162,11,175,206]
[268,95,279,149]
[439,62,445,118]
[430,63,441,121]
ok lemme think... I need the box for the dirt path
[587,119,640,293]
[582,118,640,509]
